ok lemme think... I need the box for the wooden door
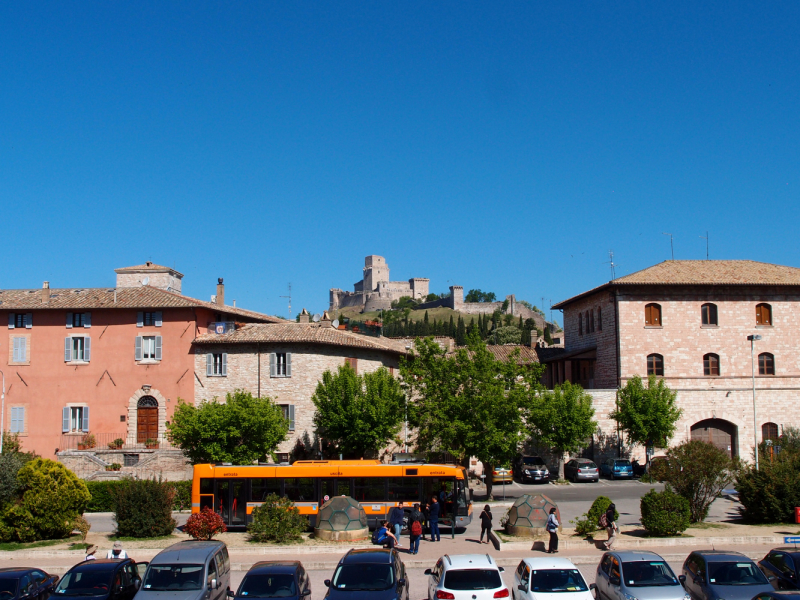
[691,419,736,458]
[137,407,159,443]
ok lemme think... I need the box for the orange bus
[192,460,473,531]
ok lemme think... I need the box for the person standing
[84,546,98,561]
[389,501,405,540]
[479,505,493,544]
[421,500,430,541]
[546,507,559,553]
[408,503,423,554]
[106,541,128,559]
[603,503,617,550]
[428,496,441,542]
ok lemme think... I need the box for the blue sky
[2,2,799,322]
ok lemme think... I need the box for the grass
[0,535,81,551]
[688,522,729,530]
[69,542,93,550]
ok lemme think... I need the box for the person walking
[389,502,405,540]
[106,541,128,559]
[428,496,441,542]
[479,505,493,544]
[546,507,559,553]
[408,503,423,554]
[603,503,617,550]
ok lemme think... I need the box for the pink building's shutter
[81,407,90,432]
[84,337,91,362]
[136,312,143,327]
[62,408,70,432]
[25,313,32,329]
[64,337,72,362]
[66,313,73,329]
[8,314,14,329]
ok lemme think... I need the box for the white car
[512,557,594,600]
[426,554,508,600]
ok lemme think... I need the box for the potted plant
[105,463,122,472]
[107,438,124,450]
[77,433,97,450]
[145,438,160,449]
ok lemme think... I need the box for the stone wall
[561,290,619,389]
[58,448,191,481]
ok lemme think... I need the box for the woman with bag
[409,503,423,554]
[479,505,493,544]
[546,507,559,553]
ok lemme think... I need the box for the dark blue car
[229,561,311,600]
[682,551,774,600]
[0,568,59,600]
[600,458,634,480]
[758,549,800,590]
[324,549,408,600]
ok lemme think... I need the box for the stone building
[538,260,800,463]
[192,314,409,458]
[329,255,429,312]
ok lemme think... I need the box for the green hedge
[86,480,191,512]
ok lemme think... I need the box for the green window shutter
[137,312,143,327]
[84,313,91,328]
[7,314,14,329]
[154,311,163,327]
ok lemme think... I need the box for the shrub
[72,514,92,540]
[185,508,227,540]
[0,458,91,543]
[113,478,177,538]
[0,452,31,510]
[247,494,307,543]
[108,438,124,449]
[737,449,800,523]
[86,480,191,512]
[640,488,691,536]
[169,481,192,511]
[2,432,23,454]
[571,496,619,536]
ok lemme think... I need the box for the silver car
[138,541,231,600]
[595,551,689,600]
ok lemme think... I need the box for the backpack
[598,512,608,528]
[411,520,422,536]
[372,528,383,545]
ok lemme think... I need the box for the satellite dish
[142,276,150,286]
[312,314,321,322]
[332,319,340,328]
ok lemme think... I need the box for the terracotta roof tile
[114,262,184,276]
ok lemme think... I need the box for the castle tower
[363,255,389,292]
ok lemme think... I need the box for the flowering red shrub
[184,507,227,540]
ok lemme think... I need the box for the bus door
[319,478,351,503]
[216,479,248,527]
[423,478,455,518]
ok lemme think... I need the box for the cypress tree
[456,316,466,346]
[449,315,456,338]
[544,326,553,345]
[518,315,524,329]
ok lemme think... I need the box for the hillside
[334,305,482,325]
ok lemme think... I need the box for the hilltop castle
[329,255,429,312]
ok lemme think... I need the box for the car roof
[522,557,578,570]
[68,560,128,571]
[152,541,225,565]
[612,551,665,562]
[340,549,394,564]
[692,551,750,562]
[0,568,39,576]
[771,549,800,559]
[248,562,302,575]
[443,554,499,570]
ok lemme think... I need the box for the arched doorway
[137,396,159,443]
[691,419,738,458]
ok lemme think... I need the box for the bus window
[320,479,351,500]
[388,477,420,502]
[251,478,281,502]
[455,480,469,514]
[353,478,386,502]
[200,479,214,494]
[284,478,314,501]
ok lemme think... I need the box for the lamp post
[747,334,762,470]
[0,369,5,454]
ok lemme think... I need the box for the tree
[543,326,553,345]
[401,332,544,499]
[312,365,405,458]
[610,375,682,462]
[525,382,598,480]
[490,326,522,345]
[168,390,289,464]
[456,316,466,346]
[113,477,177,538]
[390,296,417,310]
[465,289,496,303]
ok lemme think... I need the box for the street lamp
[747,334,762,470]
[0,369,5,454]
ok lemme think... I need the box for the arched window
[578,312,583,335]
[756,303,772,326]
[758,352,775,375]
[703,353,720,376]
[645,303,662,326]
[762,422,779,441]
[598,307,602,331]
[590,310,595,333]
[647,354,664,376]
[701,303,718,326]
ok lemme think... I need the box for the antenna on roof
[662,232,674,260]
[604,250,617,280]
[312,314,321,323]
[700,231,709,260]
[279,283,292,318]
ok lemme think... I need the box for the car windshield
[615,460,632,467]
[0,579,19,596]
[708,562,769,586]
[55,569,114,596]
[239,574,296,598]
[331,564,394,591]
[621,562,679,587]
[523,458,545,466]
[530,569,588,593]
[444,569,502,591]
[143,565,205,591]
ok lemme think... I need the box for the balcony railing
[208,321,236,334]
[59,433,174,452]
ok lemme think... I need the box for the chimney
[216,278,225,306]
[42,281,50,304]
[321,310,333,327]
[299,308,310,324]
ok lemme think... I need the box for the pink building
[541,260,800,461]
[1,262,280,479]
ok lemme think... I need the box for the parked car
[426,553,507,600]
[513,557,592,600]
[54,559,141,600]
[594,550,688,600]
[600,459,634,480]
[563,459,599,483]
[229,561,310,600]
[513,456,550,484]
[750,592,800,600]
[758,549,800,590]
[0,568,59,600]
[492,467,513,484]
[324,548,408,600]
[138,540,230,600]
[682,551,775,600]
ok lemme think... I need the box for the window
[8,313,32,329]
[598,307,602,331]
[644,303,662,326]
[251,478,281,501]
[283,477,314,501]
[270,352,291,377]
[64,336,91,362]
[647,354,664,376]
[345,357,358,372]
[578,313,583,335]
[387,477,419,501]
[123,454,140,467]
[11,336,28,363]
[353,477,386,502]
[280,404,295,430]
[762,422,779,441]
[137,311,163,327]
[590,310,595,333]
[62,406,89,432]
[66,312,91,328]
[701,303,718,326]
[756,303,772,326]
[135,335,162,361]
[758,352,775,375]
[205,353,227,376]
[703,353,720,376]
[10,407,25,433]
